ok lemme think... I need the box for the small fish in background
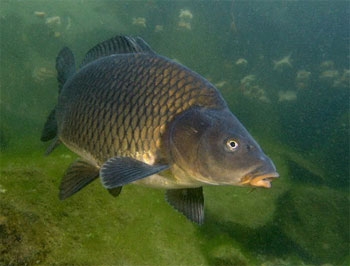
[41,35,279,224]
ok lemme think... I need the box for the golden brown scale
[56,53,226,165]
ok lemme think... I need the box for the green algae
[0,152,207,265]
[275,186,349,264]
[2,144,348,265]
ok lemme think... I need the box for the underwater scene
[0,1,349,265]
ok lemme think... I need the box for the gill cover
[168,107,213,179]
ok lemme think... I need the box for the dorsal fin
[80,35,155,67]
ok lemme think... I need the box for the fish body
[41,36,278,224]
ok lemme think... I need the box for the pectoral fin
[59,159,100,200]
[100,157,169,189]
[166,187,204,225]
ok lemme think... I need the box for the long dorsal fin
[80,35,155,67]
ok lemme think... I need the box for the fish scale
[57,53,225,165]
[41,35,278,224]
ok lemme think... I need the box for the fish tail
[56,47,76,94]
[40,47,75,146]
[40,109,57,142]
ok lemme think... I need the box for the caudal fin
[40,109,57,142]
[56,47,76,94]
[41,47,76,153]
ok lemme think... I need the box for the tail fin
[41,47,75,153]
[40,109,57,142]
[56,47,76,94]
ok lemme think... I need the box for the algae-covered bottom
[0,146,349,266]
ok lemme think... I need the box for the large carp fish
[41,35,279,224]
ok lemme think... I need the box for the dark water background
[1,1,349,265]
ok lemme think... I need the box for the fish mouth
[239,172,279,188]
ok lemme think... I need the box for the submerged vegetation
[1,1,349,265]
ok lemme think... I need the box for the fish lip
[239,172,279,188]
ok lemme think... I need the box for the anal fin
[166,187,204,225]
[59,159,99,200]
[108,187,123,197]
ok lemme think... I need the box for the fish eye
[225,139,239,152]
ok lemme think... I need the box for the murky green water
[1,1,349,265]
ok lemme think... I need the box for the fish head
[168,108,279,188]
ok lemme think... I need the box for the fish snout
[242,172,279,188]
[239,159,279,188]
